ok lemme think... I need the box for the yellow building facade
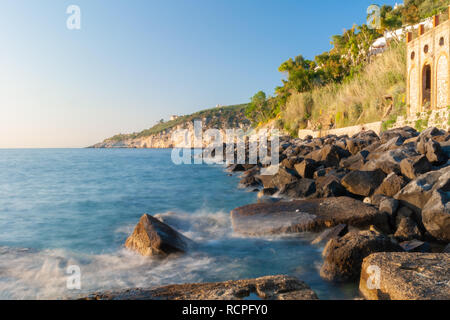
[407,9,450,116]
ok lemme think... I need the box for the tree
[245,91,278,124]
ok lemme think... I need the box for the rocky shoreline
[89,126,450,300]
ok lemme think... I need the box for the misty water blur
[0,149,357,299]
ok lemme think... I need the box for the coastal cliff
[90,104,251,148]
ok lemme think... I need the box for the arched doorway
[422,64,432,106]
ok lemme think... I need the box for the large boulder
[341,169,386,197]
[315,175,347,198]
[394,216,422,241]
[227,164,246,172]
[340,151,369,171]
[416,127,448,164]
[360,252,450,300]
[379,197,398,226]
[83,275,319,300]
[399,155,432,180]
[347,130,380,155]
[320,230,403,282]
[125,214,191,256]
[282,156,302,170]
[416,127,445,153]
[239,175,261,188]
[394,166,449,217]
[374,173,407,197]
[256,167,299,189]
[279,179,316,199]
[231,197,390,236]
[422,189,450,242]
[294,159,317,179]
[362,147,418,175]
[379,127,418,144]
[306,144,350,168]
[423,139,447,164]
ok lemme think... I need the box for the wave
[0,210,239,299]
[0,210,335,300]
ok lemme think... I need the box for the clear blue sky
[0,0,400,148]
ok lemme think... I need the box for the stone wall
[392,107,449,131]
[298,108,449,139]
[298,122,382,139]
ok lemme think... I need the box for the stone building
[407,8,450,116]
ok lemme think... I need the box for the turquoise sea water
[0,149,357,299]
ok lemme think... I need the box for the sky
[0,0,400,148]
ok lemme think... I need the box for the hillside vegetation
[246,0,450,136]
[282,42,406,134]
[105,104,250,143]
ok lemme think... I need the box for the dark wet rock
[231,197,390,236]
[297,145,314,157]
[395,206,415,225]
[313,168,327,178]
[422,188,450,242]
[256,167,299,190]
[394,216,422,241]
[294,159,317,179]
[282,157,302,170]
[359,252,450,300]
[374,173,407,197]
[341,169,386,197]
[379,197,398,216]
[340,151,369,171]
[363,147,419,175]
[320,230,403,282]
[257,197,282,204]
[257,187,278,198]
[441,140,450,159]
[227,164,246,172]
[379,197,398,228]
[347,131,380,155]
[400,155,432,180]
[399,240,431,253]
[242,164,257,170]
[315,175,347,198]
[125,214,191,256]
[306,144,350,168]
[83,275,319,300]
[417,127,445,152]
[279,179,316,199]
[380,127,418,144]
[422,139,447,164]
[311,224,348,245]
[335,139,347,151]
[239,175,261,188]
[394,166,449,218]
[370,194,389,208]
[373,136,405,153]
[416,128,447,164]
[241,166,260,178]
[443,244,450,253]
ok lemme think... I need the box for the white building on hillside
[369,17,434,56]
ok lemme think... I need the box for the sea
[0,148,357,299]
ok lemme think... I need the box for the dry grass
[281,42,407,135]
